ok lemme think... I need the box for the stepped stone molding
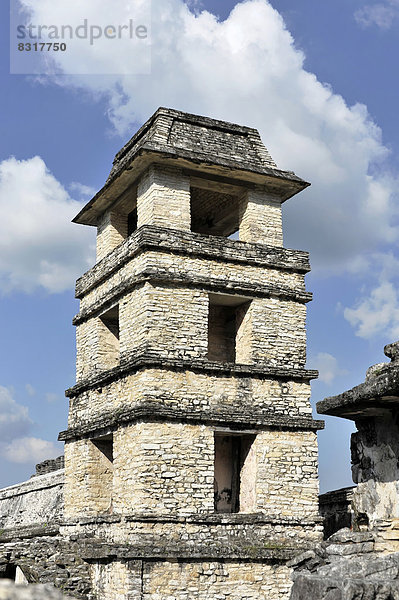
[75,226,311,299]
[65,353,319,399]
[74,270,312,326]
[59,403,323,442]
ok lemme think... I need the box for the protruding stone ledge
[0,523,60,542]
[62,512,321,527]
[65,353,318,399]
[317,361,399,419]
[75,226,311,299]
[59,403,324,441]
[79,539,298,563]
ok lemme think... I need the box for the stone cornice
[74,269,311,326]
[63,512,322,528]
[58,402,324,441]
[0,524,60,542]
[79,539,302,562]
[75,226,310,300]
[65,353,318,399]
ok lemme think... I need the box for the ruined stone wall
[0,470,64,530]
[351,413,399,525]
[318,487,354,539]
[0,533,90,598]
[289,528,399,600]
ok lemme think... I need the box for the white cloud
[45,393,58,403]
[0,386,32,442]
[309,352,348,384]
[343,252,399,339]
[0,386,60,467]
[355,1,399,29]
[344,280,399,339]
[0,156,95,293]
[17,0,399,276]
[25,384,35,396]
[69,182,96,198]
[1,437,60,464]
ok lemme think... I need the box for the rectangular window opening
[190,185,240,238]
[100,305,120,369]
[214,433,256,513]
[91,433,114,513]
[207,294,251,363]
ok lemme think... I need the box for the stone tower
[59,108,324,600]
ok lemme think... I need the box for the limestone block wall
[63,422,319,521]
[76,313,119,381]
[75,290,308,382]
[0,536,91,598]
[120,284,209,360]
[113,423,214,515]
[90,559,293,600]
[250,298,307,368]
[104,518,321,549]
[256,431,319,519]
[66,372,313,431]
[137,165,191,231]
[96,211,129,263]
[64,440,112,517]
[239,187,283,247]
[78,246,307,317]
[0,470,64,529]
[90,560,142,600]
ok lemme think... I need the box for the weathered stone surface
[0,581,73,600]
[34,457,64,477]
[289,529,399,600]
[0,470,64,530]
[76,225,311,300]
[317,351,399,419]
[290,574,399,600]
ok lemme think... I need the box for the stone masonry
[0,108,324,599]
[58,107,323,600]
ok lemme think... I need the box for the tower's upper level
[73,108,309,263]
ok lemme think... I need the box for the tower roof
[73,108,310,226]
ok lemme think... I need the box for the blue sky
[1,0,399,493]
